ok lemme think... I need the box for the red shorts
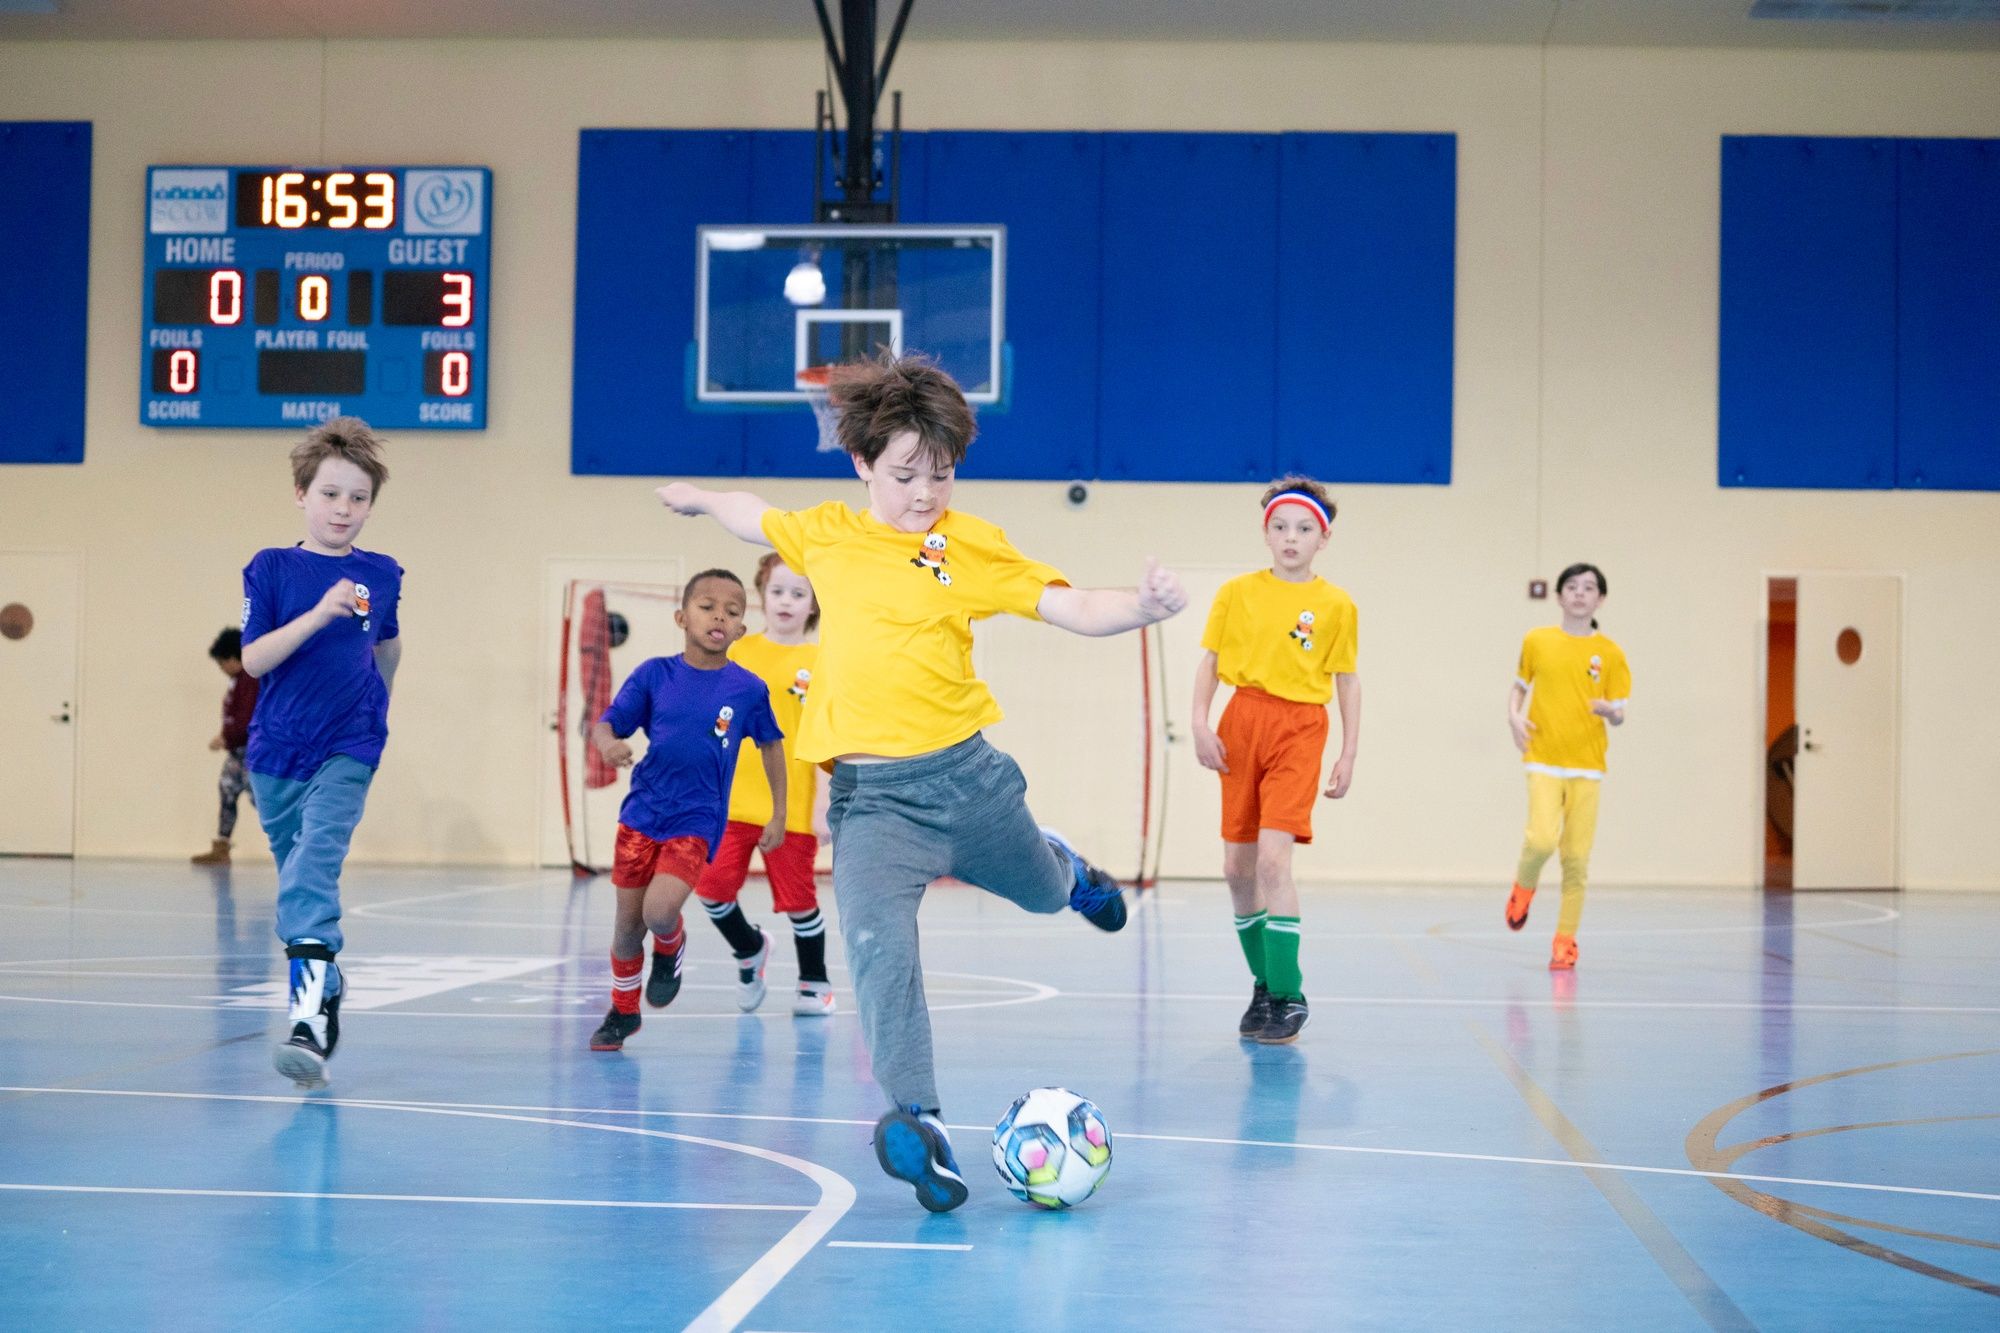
[611,825,709,891]
[694,819,821,914]
[1217,686,1330,845]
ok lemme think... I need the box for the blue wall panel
[1897,139,2000,492]
[0,122,90,465]
[924,132,1101,481]
[1277,133,1454,485]
[575,128,1455,485]
[739,132,852,479]
[1099,134,1279,482]
[572,130,750,477]
[1718,136,1898,489]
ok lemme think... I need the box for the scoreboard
[141,165,490,430]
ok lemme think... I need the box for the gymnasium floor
[0,860,1994,1331]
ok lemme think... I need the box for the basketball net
[797,365,842,453]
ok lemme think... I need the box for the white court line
[826,1240,973,1251]
[10,988,1997,1020]
[0,1087,855,1333]
[10,1088,1976,1210]
[0,1182,808,1211]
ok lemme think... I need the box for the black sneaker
[1041,827,1128,932]
[1238,982,1274,1038]
[645,935,686,1009]
[274,1016,335,1089]
[873,1107,970,1213]
[589,1007,642,1051]
[1255,996,1310,1045]
[274,953,340,1089]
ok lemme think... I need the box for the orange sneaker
[1549,933,1578,970]
[1505,883,1534,931]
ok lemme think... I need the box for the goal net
[551,578,1170,886]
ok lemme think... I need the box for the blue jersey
[602,655,782,850]
[241,545,403,781]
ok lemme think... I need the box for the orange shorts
[1217,686,1330,845]
[694,819,821,913]
[611,825,709,891]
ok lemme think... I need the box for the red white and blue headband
[1263,489,1330,533]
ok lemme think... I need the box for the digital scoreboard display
[141,166,491,430]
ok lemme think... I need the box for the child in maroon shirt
[192,627,259,865]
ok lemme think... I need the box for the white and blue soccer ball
[991,1086,1113,1209]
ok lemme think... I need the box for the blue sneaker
[873,1107,969,1213]
[1041,827,1128,932]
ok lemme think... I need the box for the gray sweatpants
[827,733,1073,1112]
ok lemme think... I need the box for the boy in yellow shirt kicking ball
[655,351,1186,1212]
[1192,476,1360,1045]
[1503,562,1632,969]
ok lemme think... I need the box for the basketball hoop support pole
[811,0,911,225]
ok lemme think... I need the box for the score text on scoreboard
[141,166,491,430]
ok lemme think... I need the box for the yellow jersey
[722,633,819,832]
[1516,625,1631,778]
[1200,570,1358,705]
[760,501,1066,762]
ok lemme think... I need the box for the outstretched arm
[656,483,774,547]
[1037,558,1187,637]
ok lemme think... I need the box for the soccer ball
[991,1087,1113,1209]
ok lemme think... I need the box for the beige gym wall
[0,37,1995,886]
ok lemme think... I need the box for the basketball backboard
[694,224,1005,404]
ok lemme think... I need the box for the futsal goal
[549,578,1171,885]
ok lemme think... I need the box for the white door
[1792,572,1900,890]
[536,558,685,869]
[0,552,81,855]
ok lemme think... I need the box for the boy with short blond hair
[240,417,402,1089]
[656,351,1187,1212]
[1192,475,1360,1045]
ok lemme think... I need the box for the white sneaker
[793,981,836,1016]
[736,928,772,1012]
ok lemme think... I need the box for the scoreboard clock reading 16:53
[141,165,491,430]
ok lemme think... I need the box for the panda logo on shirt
[911,532,952,586]
[1288,610,1316,652]
[1588,654,1602,682]
[713,704,735,747]
[788,668,811,702]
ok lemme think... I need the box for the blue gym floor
[1,860,1995,1331]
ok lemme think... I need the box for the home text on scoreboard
[141,166,491,430]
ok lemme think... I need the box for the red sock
[610,951,642,1015]
[653,921,686,960]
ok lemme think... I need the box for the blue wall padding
[922,133,1103,481]
[1719,136,1899,489]
[0,122,91,465]
[1099,134,1280,482]
[573,130,748,478]
[573,128,1457,484]
[1897,140,2000,491]
[1277,133,1456,485]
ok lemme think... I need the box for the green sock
[1264,916,1303,1000]
[1233,911,1269,984]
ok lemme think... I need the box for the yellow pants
[1515,773,1601,936]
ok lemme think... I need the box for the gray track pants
[827,733,1073,1111]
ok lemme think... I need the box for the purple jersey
[241,545,402,781]
[601,655,782,850]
